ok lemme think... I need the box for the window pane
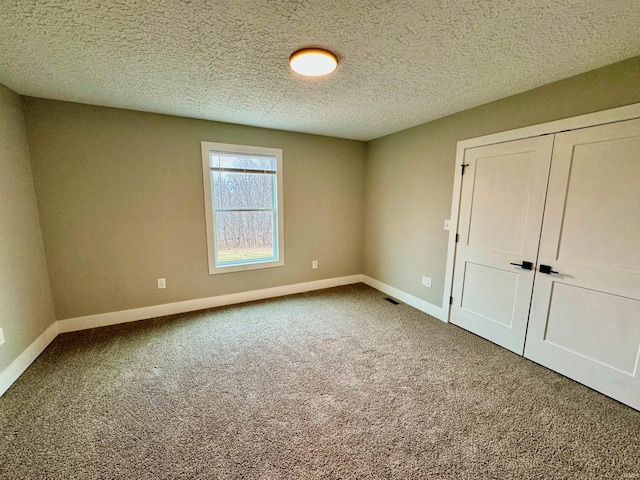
[202,141,283,274]
[211,171,274,210]
[210,152,276,172]
[215,210,276,264]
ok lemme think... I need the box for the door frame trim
[442,102,640,322]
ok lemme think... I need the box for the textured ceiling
[0,1,639,141]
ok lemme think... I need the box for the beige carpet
[1,284,639,479]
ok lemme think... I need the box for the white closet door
[525,118,640,410]
[451,136,553,354]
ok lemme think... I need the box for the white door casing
[443,103,640,324]
[524,118,640,410]
[450,136,554,354]
[444,104,640,410]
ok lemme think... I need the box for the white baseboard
[57,274,364,333]
[0,321,59,397]
[2,273,445,398]
[1,275,363,397]
[362,275,447,322]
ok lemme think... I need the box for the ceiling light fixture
[289,48,338,77]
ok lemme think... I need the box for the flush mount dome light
[289,48,338,77]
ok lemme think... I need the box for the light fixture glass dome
[289,48,338,77]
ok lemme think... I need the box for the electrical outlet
[0,328,4,346]
[157,278,166,289]
[444,219,451,231]
[312,260,318,269]
[421,276,432,288]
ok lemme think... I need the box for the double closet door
[450,118,640,410]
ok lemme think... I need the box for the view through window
[201,142,284,274]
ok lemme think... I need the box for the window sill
[208,259,285,275]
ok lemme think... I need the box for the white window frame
[201,141,284,275]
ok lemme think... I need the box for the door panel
[451,135,554,354]
[461,262,520,327]
[467,152,533,254]
[525,118,640,410]
[544,283,640,375]
[555,136,640,271]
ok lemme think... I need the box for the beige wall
[24,99,366,320]
[13,56,640,327]
[364,56,640,309]
[0,84,56,372]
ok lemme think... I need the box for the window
[201,141,284,274]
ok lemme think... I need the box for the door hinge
[461,163,469,175]
[455,233,459,243]
[449,296,453,305]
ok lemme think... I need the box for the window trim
[201,141,284,275]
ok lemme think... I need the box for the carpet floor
[1,284,639,479]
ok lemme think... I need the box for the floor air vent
[384,297,400,305]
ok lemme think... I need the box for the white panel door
[525,118,640,410]
[451,136,554,354]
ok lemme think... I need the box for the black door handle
[539,264,559,274]
[510,261,533,270]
